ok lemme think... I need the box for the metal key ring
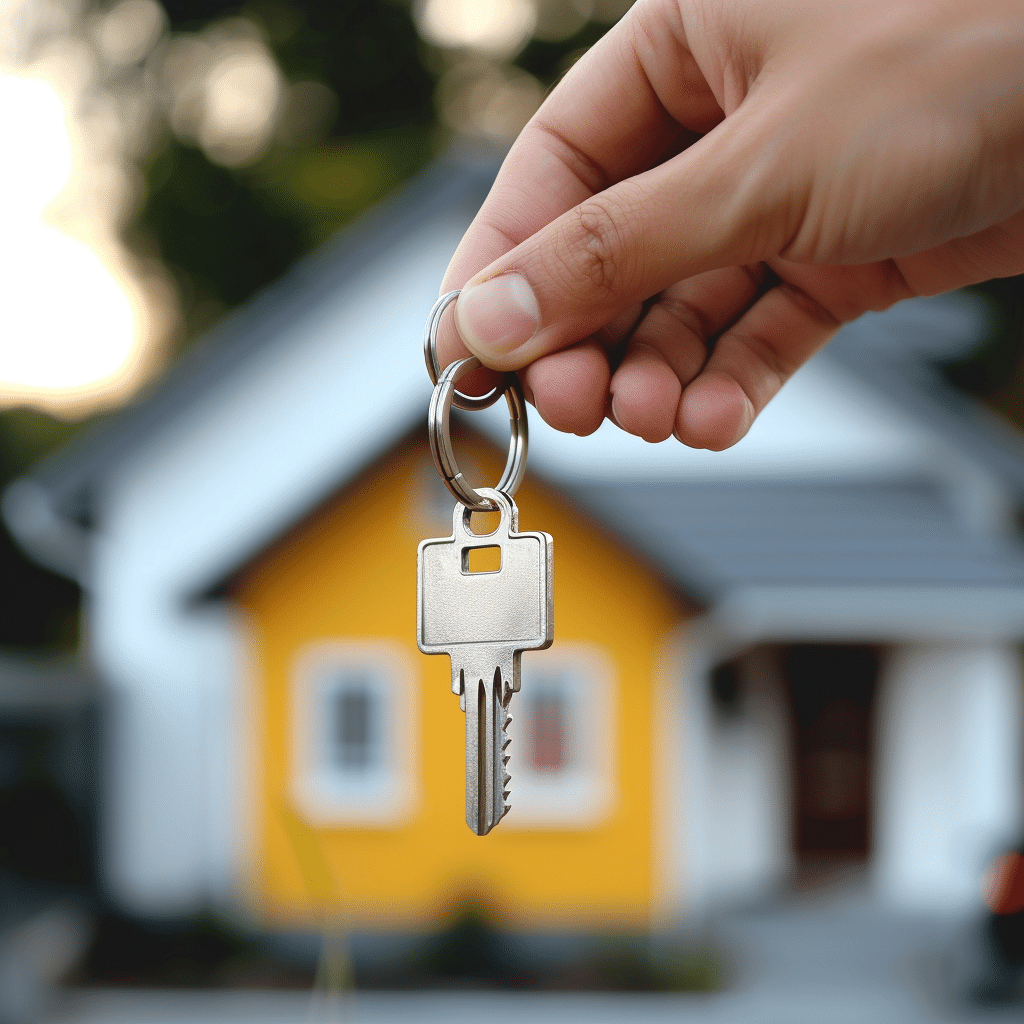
[428,355,527,511]
[424,290,505,412]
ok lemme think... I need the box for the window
[505,644,616,829]
[333,681,376,771]
[290,642,417,826]
[529,688,567,772]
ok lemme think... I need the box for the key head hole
[463,545,501,574]
[464,508,501,537]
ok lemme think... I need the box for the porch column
[872,641,1023,911]
[677,633,791,916]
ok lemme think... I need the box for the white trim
[503,643,616,829]
[651,625,688,926]
[289,640,418,827]
[675,627,793,915]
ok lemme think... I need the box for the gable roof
[200,416,1024,640]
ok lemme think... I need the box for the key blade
[464,665,512,835]
[463,674,487,835]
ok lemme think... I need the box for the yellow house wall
[232,429,687,931]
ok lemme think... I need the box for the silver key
[417,487,553,835]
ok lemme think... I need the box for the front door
[783,644,881,878]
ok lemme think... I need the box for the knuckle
[565,196,633,301]
[730,330,793,398]
[778,282,841,330]
[657,295,714,344]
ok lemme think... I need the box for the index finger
[437,0,723,366]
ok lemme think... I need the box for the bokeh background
[3,2,1024,1022]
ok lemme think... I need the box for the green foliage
[131,1,611,351]
[0,409,81,481]
[946,277,1024,432]
[514,21,610,83]
[133,0,439,348]
[253,0,436,134]
[0,411,82,650]
[138,141,305,321]
[253,125,437,249]
[354,901,728,990]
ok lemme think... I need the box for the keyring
[424,290,505,412]
[428,355,527,511]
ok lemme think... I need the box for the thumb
[454,104,789,371]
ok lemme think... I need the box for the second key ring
[424,290,506,412]
[428,355,527,511]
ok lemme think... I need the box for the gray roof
[569,478,1024,602]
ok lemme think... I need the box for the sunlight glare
[0,76,71,218]
[0,225,136,391]
[416,0,536,58]
[0,72,142,410]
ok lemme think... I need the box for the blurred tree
[950,277,1024,434]
[130,0,441,339]
[0,411,81,650]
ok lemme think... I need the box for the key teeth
[500,721,511,825]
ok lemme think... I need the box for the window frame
[504,643,616,829]
[289,640,417,827]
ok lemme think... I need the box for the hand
[437,0,1024,449]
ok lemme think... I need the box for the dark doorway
[783,645,881,876]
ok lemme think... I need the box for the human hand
[437,0,1024,449]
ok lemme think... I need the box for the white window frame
[290,640,417,827]
[504,643,616,829]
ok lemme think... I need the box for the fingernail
[608,394,624,430]
[456,274,540,360]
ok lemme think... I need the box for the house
[7,156,1024,933]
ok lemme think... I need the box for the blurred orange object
[984,852,1024,915]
